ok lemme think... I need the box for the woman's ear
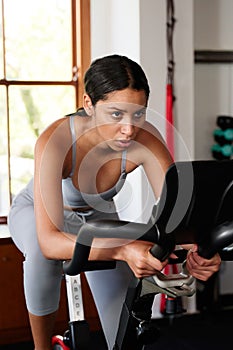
[83,94,93,116]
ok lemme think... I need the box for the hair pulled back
[84,54,150,106]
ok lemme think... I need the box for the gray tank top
[62,115,127,209]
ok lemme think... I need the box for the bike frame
[52,159,233,350]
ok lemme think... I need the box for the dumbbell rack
[212,115,233,160]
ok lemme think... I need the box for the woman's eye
[112,111,122,119]
[134,109,146,119]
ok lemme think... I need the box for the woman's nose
[120,123,135,136]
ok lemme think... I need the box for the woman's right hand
[118,240,168,278]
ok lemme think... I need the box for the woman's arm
[34,118,77,260]
[138,123,221,281]
[136,122,173,198]
[33,118,166,274]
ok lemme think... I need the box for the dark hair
[84,54,150,106]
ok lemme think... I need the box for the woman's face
[92,88,148,151]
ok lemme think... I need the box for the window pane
[9,85,76,197]
[0,2,4,79]
[0,86,10,215]
[4,0,72,81]
[0,0,3,79]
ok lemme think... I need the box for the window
[0,0,90,219]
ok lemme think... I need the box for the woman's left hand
[183,244,221,281]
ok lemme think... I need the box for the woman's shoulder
[41,116,71,138]
[137,121,166,145]
[134,121,172,164]
[35,116,71,153]
[41,116,69,136]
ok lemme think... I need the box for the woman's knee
[23,254,63,316]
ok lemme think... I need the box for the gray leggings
[8,188,134,349]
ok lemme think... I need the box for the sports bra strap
[69,115,77,177]
[121,150,127,173]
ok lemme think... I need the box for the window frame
[0,0,90,223]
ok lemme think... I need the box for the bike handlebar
[63,218,233,276]
[198,220,233,259]
[63,219,163,275]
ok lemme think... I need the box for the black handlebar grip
[150,234,175,262]
[63,242,91,275]
[198,245,216,260]
[198,220,233,259]
[150,245,169,261]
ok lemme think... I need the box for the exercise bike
[52,159,233,350]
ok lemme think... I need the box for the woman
[8,54,221,350]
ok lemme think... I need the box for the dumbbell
[211,144,233,160]
[217,115,233,130]
[213,128,233,145]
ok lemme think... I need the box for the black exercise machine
[52,159,233,350]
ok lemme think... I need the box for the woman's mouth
[115,139,132,148]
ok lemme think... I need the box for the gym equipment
[165,0,176,156]
[52,159,233,350]
[217,115,233,130]
[213,129,233,145]
[212,116,233,160]
[211,144,233,160]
